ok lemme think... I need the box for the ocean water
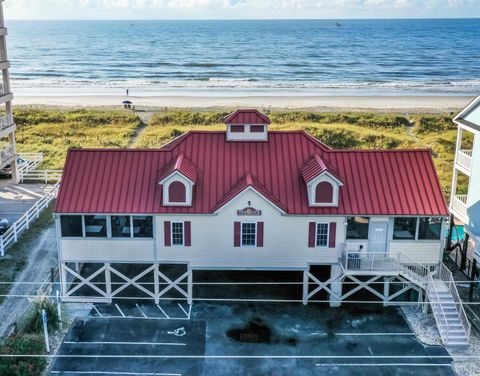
[6,19,480,96]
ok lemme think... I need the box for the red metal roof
[301,153,342,184]
[224,109,271,125]
[158,154,198,183]
[55,131,448,216]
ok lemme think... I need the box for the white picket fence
[0,182,60,257]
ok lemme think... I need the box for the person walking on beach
[126,88,129,96]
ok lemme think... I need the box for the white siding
[157,190,342,269]
[389,241,441,265]
[60,239,155,262]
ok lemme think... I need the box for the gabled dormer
[224,109,270,141]
[301,154,343,207]
[158,154,198,206]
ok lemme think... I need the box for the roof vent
[224,109,270,141]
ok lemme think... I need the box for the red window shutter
[329,222,337,248]
[164,221,171,246]
[234,222,241,247]
[308,222,316,248]
[185,221,191,247]
[257,222,264,247]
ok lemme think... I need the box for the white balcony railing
[341,247,399,274]
[0,144,14,165]
[0,114,12,130]
[451,195,468,220]
[456,149,473,171]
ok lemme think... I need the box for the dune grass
[133,110,458,195]
[13,108,142,170]
[11,108,460,195]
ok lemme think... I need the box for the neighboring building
[450,95,480,263]
[0,1,17,182]
[55,109,470,347]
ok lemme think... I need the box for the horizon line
[6,17,480,21]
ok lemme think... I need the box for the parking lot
[50,302,454,376]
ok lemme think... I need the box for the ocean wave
[10,77,480,93]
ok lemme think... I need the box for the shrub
[0,334,47,376]
[21,296,59,334]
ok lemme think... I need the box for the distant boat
[335,23,342,27]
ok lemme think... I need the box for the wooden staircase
[341,247,471,348]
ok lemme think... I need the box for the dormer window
[158,154,198,207]
[168,181,187,203]
[315,181,334,203]
[224,109,270,141]
[301,153,343,208]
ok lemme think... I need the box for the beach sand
[13,94,475,113]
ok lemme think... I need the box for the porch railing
[456,149,473,171]
[0,113,12,130]
[0,144,14,165]
[341,246,399,273]
[451,195,468,220]
[397,252,431,286]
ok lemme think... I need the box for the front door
[369,223,388,253]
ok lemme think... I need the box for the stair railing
[437,263,471,340]
[427,272,453,344]
[397,253,431,287]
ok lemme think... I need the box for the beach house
[449,95,480,265]
[55,109,470,346]
[0,1,17,182]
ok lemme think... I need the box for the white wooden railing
[456,149,473,171]
[341,248,399,273]
[0,113,12,130]
[437,263,471,340]
[397,253,431,287]
[19,169,62,183]
[0,144,14,165]
[451,194,468,219]
[0,182,60,257]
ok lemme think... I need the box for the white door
[369,223,388,253]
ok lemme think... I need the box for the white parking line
[93,305,103,318]
[312,332,414,336]
[315,363,451,367]
[136,303,148,318]
[177,303,189,317]
[51,371,182,375]
[157,304,170,319]
[115,304,126,317]
[64,341,186,346]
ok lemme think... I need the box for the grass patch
[14,108,142,169]
[0,205,55,305]
[13,108,461,195]
[0,333,47,376]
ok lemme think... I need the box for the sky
[4,0,480,20]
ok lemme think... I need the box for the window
[316,223,329,247]
[168,181,186,203]
[84,215,107,238]
[241,223,256,246]
[111,216,131,238]
[230,125,245,133]
[250,125,264,133]
[60,215,83,237]
[171,222,184,245]
[418,217,442,240]
[346,217,369,240]
[393,218,417,240]
[315,181,333,203]
[133,216,153,238]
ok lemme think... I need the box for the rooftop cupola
[224,109,270,141]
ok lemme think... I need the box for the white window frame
[241,221,257,247]
[307,173,342,207]
[171,221,185,246]
[160,173,194,207]
[315,222,330,248]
